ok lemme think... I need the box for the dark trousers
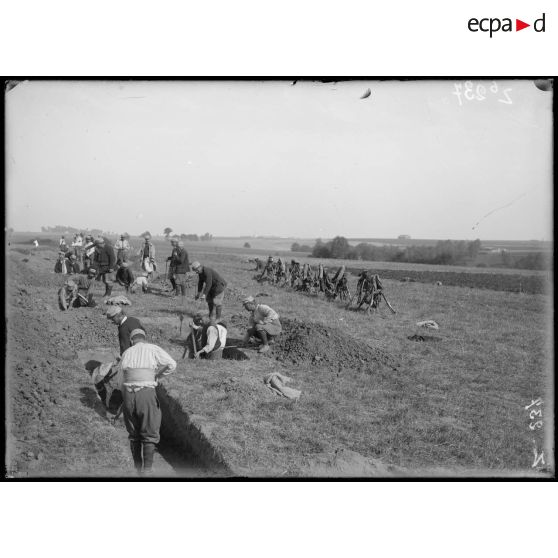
[122,387,162,444]
[207,290,225,321]
[175,273,188,296]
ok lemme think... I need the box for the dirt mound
[274,318,398,371]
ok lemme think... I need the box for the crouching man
[87,358,124,416]
[190,313,228,360]
[115,262,135,292]
[120,329,176,476]
[58,280,78,310]
[242,296,282,353]
[130,272,149,294]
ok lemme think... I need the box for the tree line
[161,228,213,242]
[293,236,549,270]
[299,236,484,266]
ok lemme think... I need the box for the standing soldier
[140,235,156,279]
[71,233,84,265]
[120,328,176,475]
[106,305,146,355]
[191,261,227,322]
[172,240,190,301]
[93,237,116,297]
[114,234,131,266]
[83,235,96,272]
[166,238,179,295]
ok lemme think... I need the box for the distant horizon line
[10,230,551,244]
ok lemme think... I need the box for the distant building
[398,234,411,240]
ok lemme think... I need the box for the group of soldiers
[57,235,158,310]
[54,234,285,475]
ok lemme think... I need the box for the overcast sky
[6,79,553,240]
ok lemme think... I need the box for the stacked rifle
[253,257,395,314]
[345,271,396,314]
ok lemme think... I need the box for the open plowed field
[5,238,554,477]
[345,267,550,294]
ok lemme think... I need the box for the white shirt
[120,342,177,388]
[201,324,228,353]
[250,304,280,325]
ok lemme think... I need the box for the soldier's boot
[104,283,113,297]
[142,442,156,476]
[257,329,270,353]
[130,441,143,475]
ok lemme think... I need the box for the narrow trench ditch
[157,385,233,476]
[78,348,232,477]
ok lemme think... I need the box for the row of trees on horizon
[291,236,550,270]
[38,226,214,242]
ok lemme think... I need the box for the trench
[78,348,232,477]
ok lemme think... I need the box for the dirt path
[5,251,208,477]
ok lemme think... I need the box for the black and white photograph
[4,78,554,479]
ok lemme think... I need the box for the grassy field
[125,238,553,475]
[6,235,554,476]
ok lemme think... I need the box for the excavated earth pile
[274,318,399,372]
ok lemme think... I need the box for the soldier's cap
[120,262,129,268]
[95,238,105,245]
[105,306,122,319]
[191,261,201,270]
[177,240,184,247]
[144,235,151,240]
[120,235,125,239]
[70,254,76,259]
[88,267,97,275]
[192,313,206,328]
[170,238,178,244]
[242,296,255,305]
[130,328,146,340]
[65,280,77,288]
